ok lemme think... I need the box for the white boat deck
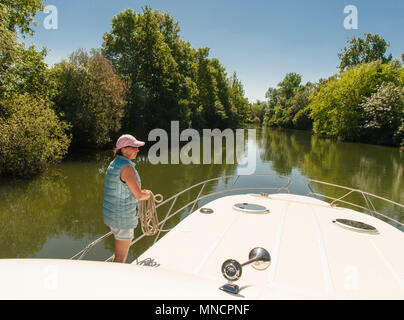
[1,192,403,299]
[135,193,404,299]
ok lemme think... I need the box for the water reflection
[0,143,239,260]
[0,127,403,260]
[259,128,404,225]
[0,171,72,258]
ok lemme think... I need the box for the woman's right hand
[141,189,152,200]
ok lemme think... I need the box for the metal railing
[307,178,404,228]
[71,174,404,261]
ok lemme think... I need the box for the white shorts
[109,227,134,241]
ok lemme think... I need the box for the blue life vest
[102,155,141,229]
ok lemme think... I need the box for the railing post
[363,193,377,217]
[190,182,207,213]
[153,196,178,244]
[330,189,355,207]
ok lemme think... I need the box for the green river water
[0,127,403,262]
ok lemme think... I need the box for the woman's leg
[113,239,131,263]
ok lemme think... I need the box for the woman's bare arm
[120,166,151,200]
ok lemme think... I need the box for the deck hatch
[233,203,269,214]
[333,219,378,234]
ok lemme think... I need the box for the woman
[103,134,151,263]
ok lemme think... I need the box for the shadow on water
[0,127,403,260]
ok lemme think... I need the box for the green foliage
[11,46,53,96]
[264,73,313,130]
[308,61,402,141]
[400,68,404,87]
[360,82,404,146]
[0,6,71,178]
[292,108,312,130]
[0,94,71,177]
[194,47,217,128]
[0,12,54,110]
[102,7,249,132]
[1,4,251,177]
[338,33,392,71]
[0,0,45,35]
[277,73,302,101]
[51,49,128,147]
[249,101,267,125]
[229,72,250,128]
[103,7,191,132]
[194,53,249,129]
[0,12,16,112]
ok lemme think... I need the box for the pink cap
[116,134,145,149]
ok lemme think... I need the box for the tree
[102,7,196,132]
[194,48,218,128]
[338,33,392,71]
[0,0,45,35]
[277,73,302,101]
[52,49,127,147]
[0,3,71,177]
[308,61,402,141]
[0,94,71,177]
[102,7,250,132]
[291,83,315,130]
[229,72,250,128]
[1,45,51,102]
[250,101,267,125]
[1,4,54,109]
[264,73,306,129]
[0,10,17,113]
[360,82,404,146]
[265,87,280,108]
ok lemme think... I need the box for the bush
[360,82,404,146]
[308,61,402,141]
[293,107,312,130]
[0,94,71,177]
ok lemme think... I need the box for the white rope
[138,192,170,236]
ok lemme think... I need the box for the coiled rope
[138,192,169,236]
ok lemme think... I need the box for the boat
[1,174,404,300]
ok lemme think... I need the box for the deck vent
[233,203,269,214]
[333,219,378,234]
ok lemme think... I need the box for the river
[0,127,403,262]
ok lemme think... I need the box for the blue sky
[26,0,404,103]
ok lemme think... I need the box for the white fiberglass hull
[135,193,404,299]
[1,193,404,299]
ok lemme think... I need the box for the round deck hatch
[233,203,269,214]
[333,219,378,234]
